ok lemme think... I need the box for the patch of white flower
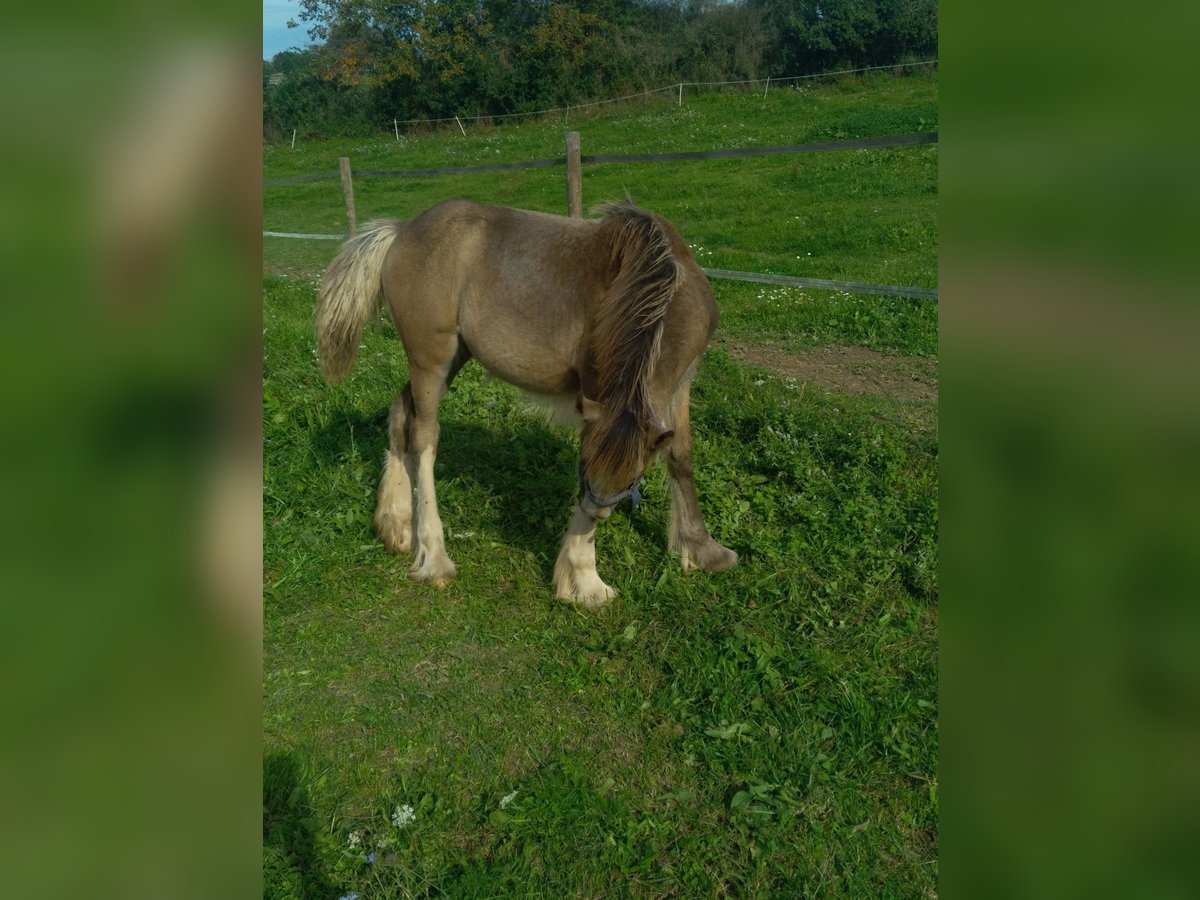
[391,804,416,828]
[499,790,518,809]
[753,286,813,309]
[348,830,361,848]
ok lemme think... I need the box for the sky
[263,0,313,61]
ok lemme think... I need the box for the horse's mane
[583,201,680,480]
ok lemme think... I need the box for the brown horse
[316,199,736,608]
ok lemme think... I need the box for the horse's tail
[316,220,400,383]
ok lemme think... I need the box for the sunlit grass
[264,72,937,897]
[264,70,937,298]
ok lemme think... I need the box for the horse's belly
[462,320,580,396]
[455,255,587,395]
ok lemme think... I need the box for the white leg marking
[553,505,617,609]
[409,447,456,585]
[375,450,415,554]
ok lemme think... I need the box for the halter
[577,405,667,516]
[578,459,640,515]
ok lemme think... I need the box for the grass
[264,71,937,897]
[265,71,938,305]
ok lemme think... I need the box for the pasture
[264,71,938,897]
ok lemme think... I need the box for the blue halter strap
[579,460,640,513]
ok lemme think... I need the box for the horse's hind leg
[375,385,417,554]
[406,339,469,586]
[667,384,738,574]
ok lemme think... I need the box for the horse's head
[577,396,673,519]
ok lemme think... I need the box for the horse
[315,199,737,608]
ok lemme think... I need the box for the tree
[525,4,608,104]
[872,0,938,62]
[267,0,938,136]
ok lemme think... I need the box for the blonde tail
[316,220,399,383]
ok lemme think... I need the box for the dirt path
[721,340,938,405]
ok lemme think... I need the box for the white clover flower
[348,830,361,848]
[391,804,415,828]
[499,790,518,809]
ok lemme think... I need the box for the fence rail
[264,128,938,300]
[699,268,937,300]
[262,229,935,300]
[264,132,937,186]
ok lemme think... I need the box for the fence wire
[261,229,936,300]
[385,60,938,128]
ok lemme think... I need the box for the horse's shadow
[314,407,660,580]
[263,751,339,898]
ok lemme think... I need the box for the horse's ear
[578,396,603,423]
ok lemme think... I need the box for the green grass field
[264,71,938,897]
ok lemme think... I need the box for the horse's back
[382,201,602,394]
[378,199,718,400]
[385,200,598,289]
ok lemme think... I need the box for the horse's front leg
[554,504,617,609]
[667,387,738,574]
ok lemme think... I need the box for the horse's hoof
[558,581,617,610]
[409,554,456,586]
[704,545,739,573]
[375,513,413,555]
[680,540,738,574]
[411,570,455,587]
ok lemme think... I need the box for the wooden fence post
[565,131,582,218]
[339,157,357,236]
